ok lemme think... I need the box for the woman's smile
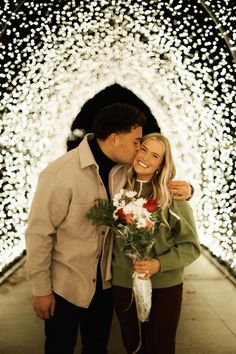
[138,160,149,168]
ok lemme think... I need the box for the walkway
[0,253,236,354]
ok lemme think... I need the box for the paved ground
[0,253,236,354]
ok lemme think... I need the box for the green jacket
[110,165,201,289]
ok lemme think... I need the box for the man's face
[112,126,143,164]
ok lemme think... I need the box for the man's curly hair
[93,103,146,139]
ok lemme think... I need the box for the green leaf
[86,198,117,227]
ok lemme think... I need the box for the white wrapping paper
[132,271,152,322]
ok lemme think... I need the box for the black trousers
[112,283,183,354]
[45,270,113,354]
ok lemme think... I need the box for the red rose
[143,198,158,212]
[115,208,126,220]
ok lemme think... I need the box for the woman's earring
[155,170,159,175]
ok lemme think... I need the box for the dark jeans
[45,271,113,354]
[112,283,183,354]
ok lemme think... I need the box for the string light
[0,0,235,276]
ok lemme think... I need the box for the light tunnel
[0,0,235,279]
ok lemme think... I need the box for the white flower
[135,205,151,219]
[113,189,125,207]
[136,217,147,229]
[125,190,137,198]
[123,202,136,215]
[134,198,147,208]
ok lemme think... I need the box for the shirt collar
[79,133,98,168]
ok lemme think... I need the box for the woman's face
[133,138,165,181]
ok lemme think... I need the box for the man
[25,103,192,354]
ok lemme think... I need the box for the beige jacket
[25,134,124,308]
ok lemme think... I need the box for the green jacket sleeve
[158,200,201,272]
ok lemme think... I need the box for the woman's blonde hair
[127,132,176,218]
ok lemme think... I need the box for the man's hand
[168,180,192,200]
[33,294,56,320]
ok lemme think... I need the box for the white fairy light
[0,0,235,276]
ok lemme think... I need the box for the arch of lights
[0,0,235,277]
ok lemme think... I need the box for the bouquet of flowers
[86,189,160,322]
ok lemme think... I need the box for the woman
[110,132,201,354]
